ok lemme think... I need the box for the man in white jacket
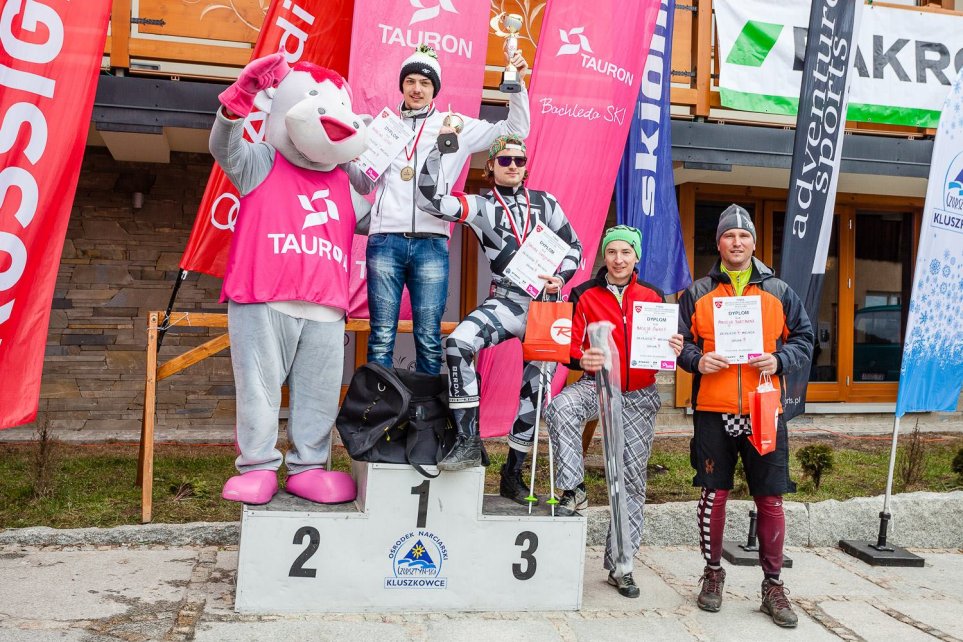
[348,45,531,376]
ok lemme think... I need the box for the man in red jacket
[545,225,682,598]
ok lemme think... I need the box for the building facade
[13,0,962,440]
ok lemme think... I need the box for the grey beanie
[716,204,756,243]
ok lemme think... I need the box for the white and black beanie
[399,44,442,97]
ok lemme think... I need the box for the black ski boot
[499,449,536,505]
[438,406,482,471]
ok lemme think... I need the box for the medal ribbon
[403,102,433,162]
[493,188,532,246]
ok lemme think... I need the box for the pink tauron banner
[346,0,491,317]
[478,0,662,438]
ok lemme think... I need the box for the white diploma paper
[712,296,764,364]
[352,107,415,182]
[503,223,570,298]
[629,302,679,370]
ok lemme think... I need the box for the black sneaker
[608,571,640,598]
[556,486,588,517]
[438,435,482,471]
[499,465,536,505]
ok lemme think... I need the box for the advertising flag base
[838,539,924,568]
[722,542,794,568]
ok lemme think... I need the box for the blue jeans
[366,233,448,375]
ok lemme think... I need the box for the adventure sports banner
[779,0,862,421]
[0,0,112,429]
[715,0,963,128]
[615,0,691,297]
[345,0,490,317]
[896,70,963,416]
[179,0,354,279]
[477,0,662,437]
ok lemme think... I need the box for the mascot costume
[210,53,370,505]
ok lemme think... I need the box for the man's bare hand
[748,352,778,376]
[580,347,605,374]
[698,351,730,374]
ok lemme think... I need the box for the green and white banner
[716,0,963,128]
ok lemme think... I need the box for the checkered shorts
[721,413,751,437]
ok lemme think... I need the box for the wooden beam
[157,333,232,381]
[129,38,252,67]
[164,312,229,328]
[694,0,713,117]
[110,0,132,69]
[139,312,159,523]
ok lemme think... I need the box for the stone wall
[35,148,235,441]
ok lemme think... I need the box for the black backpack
[336,363,455,478]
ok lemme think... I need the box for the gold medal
[400,165,415,181]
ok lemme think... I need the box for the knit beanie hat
[399,45,441,97]
[601,225,643,260]
[715,204,756,243]
[488,134,526,160]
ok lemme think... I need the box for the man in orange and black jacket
[677,204,813,628]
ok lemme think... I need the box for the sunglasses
[494,156,528,168]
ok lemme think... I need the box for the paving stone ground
[1,543,960,641]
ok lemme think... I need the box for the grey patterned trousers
[445,287,555,452]
[545,375,661,570]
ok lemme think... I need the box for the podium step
[235,462,587,613]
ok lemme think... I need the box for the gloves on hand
[218,52,291,117]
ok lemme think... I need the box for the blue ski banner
[896,70,963,417]
[615,0,691,295]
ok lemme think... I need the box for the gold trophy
[491,12,524,94]
[437,107,465,154]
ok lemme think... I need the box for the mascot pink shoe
[285,469,357,504]
[221,470,278,504]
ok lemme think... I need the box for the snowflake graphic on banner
[897,70,963,416]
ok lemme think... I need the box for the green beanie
[601,225,642,259]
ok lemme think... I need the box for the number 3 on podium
[409,480,539,581]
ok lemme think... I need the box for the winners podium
[235,462,588,613]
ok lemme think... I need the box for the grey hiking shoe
[697,565,726,612]
[556,486,588,517]
[761,578,798,628]
[608,571,640,598]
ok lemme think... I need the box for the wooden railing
[102,0,957,131]
[138,311,459,523]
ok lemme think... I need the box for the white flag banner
[895,71,963,416]
[715,0,963,128]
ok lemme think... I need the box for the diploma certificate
[712,296,764,364]
[629,302,679,370]
[503,223,570,298]
[352,107,415,182]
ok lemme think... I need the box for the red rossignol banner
[0,0,112,429]
[179,0,354,278]
[477,0,662,437]
[345,0,490,317]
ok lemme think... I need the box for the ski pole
[525,361,546,514]
[544,365,559,516]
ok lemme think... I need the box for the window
[679,185,921,405]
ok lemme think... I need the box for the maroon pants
[697,488,785,577]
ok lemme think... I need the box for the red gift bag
[522,300,574,363]
[748,374,780,455]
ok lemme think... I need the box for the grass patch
[1,434,961,529]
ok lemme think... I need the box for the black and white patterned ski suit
[417,147,582,451]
